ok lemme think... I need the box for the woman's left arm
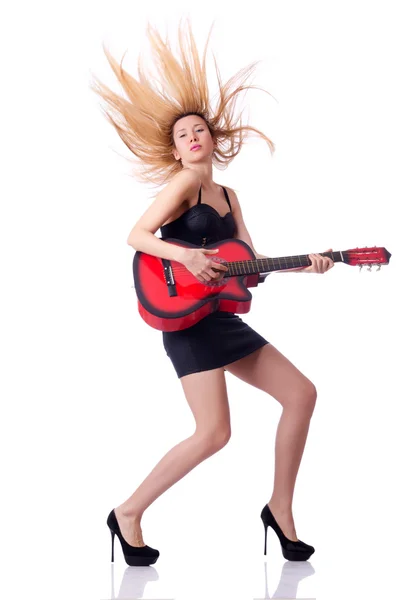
[226,187,334,274]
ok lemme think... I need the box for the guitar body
[133,238,261,331]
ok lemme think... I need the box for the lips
[190,145,201,151]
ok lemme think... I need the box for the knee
[196,426,231,454]
[292,382,317,415]
[302,382,317,414]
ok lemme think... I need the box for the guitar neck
[225,251,342,276]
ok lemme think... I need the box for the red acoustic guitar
[132,238,391,332]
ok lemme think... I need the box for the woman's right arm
[126,169,201,263]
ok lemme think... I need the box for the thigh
[180,368,231,438]
[224,343,316,409]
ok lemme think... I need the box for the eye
[179,128,204,138]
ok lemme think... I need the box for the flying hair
[89,18,276,189]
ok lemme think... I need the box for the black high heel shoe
[260,504,315,561]
[107,509,160,566]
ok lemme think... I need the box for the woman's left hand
[301,248,335,273]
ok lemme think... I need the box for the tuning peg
[367,265,372,271]
[359,265,363,272]
[376,265,381,271]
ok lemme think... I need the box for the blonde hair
[89,18,276,188]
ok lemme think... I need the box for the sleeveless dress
[160,185,269,378]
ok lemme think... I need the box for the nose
[190,131,199,142]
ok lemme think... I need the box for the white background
[2,1,396,599]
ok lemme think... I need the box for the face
[172,114,215,164]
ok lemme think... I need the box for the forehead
[173,115,206,133]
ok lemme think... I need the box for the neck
[182,163,214,188]
[223,251,341,276]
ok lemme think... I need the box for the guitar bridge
[161,259,177,297]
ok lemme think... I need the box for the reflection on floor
[101,558,315,600]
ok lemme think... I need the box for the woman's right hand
[179,248,228,283]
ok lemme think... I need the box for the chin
[188,151,211,161]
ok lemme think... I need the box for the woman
[91,18,334,567]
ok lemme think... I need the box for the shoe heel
[110,528,115,562]
[264,523,268,555]
[106,509,160,566]
[260,504,314,562]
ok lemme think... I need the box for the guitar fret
[225,254,316,275]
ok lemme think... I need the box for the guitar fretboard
[224,251,343,276]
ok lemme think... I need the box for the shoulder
[160,168,201,205]
[166,169,201,209]
[163,168,201,205]
[171,168,201,191]
[159,169,201,226]
[222,185,241,213]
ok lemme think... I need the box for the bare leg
[115,368,231,546]
[224,343,317,540]
[267,402,315,540]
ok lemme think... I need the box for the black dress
[160,185,269,378]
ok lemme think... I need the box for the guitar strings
[168,258,311,274]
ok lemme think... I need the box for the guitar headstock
[344,246,392,270]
